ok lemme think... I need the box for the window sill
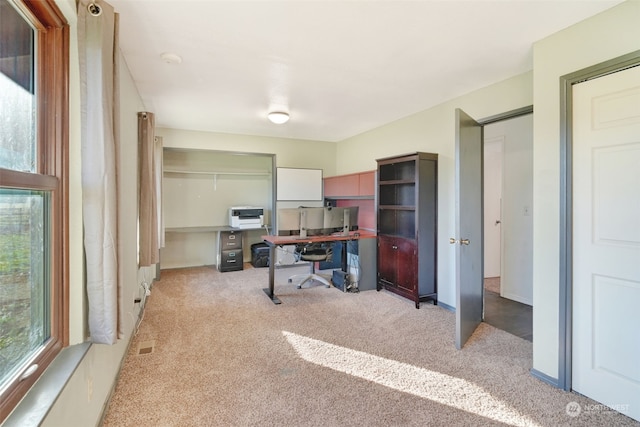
[3,342,91,427]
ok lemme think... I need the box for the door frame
[477,108,533,306]
[478,106,533,127]
[454,106,532,349]
[558,50,640,391]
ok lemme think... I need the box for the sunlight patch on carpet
[283,331,540,427]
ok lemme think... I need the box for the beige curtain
[78,0,121,344]
[138,113,160,266]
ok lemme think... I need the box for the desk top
[262,230,376,245]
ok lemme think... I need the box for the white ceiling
[108,0,623,142]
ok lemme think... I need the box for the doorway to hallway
[482,113,533,341]
[484,277,532,341]
[454,107,533,349]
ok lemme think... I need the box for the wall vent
[137,340,155,355]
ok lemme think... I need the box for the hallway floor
[484,281,532,342]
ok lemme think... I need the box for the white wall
[336,71,533,308]
[485,115,533,305]
[532,0,640,380]
[483,138,503,279]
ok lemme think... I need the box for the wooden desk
[261,230,376,304]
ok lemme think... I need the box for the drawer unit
[218,230,243,272]
[219,249,243,272]
[220,230,242,249]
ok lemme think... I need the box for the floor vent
[137,340,155,355]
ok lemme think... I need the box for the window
[0,0,68,421]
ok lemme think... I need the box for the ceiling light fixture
[268,111,289,124]
[160,52,182,64]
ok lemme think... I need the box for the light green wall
[531,0,640,379]
[157,127,337,174]
[336,71,533,308]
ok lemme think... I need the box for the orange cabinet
[358,171,375,196]
[323,170,375,198]
[324,173,359,197]
[324,170,376,232]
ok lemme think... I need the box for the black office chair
[288,242,333,289]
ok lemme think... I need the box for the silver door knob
[460,239,470,245]
[449,238,458,244]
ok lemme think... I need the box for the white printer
[229,206,264,229]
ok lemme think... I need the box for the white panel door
[572,65,640,422]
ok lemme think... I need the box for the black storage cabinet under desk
[218,230,243,272]
[251,242,270,268]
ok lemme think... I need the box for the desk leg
[262,244,281,304]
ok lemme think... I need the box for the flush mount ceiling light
[268,111,289,124]
[160,52,182,64]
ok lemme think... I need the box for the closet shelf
[163,169,271,176]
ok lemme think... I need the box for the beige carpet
[102,265,638,427]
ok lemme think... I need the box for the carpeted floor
[101,265,639,427]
